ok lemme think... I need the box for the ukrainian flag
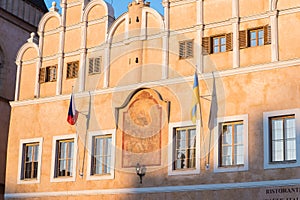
[191,72,200,124]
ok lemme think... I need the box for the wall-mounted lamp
[136,163,146,184]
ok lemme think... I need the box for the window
[179,40,193,59]
[202,33,232,55]
[174,127,196,170]
[168,121,200,176]
[91,135,112,175]
[56,139,74,177]
[219,121,244,167]
[264,109,300,169]
[270,116,296,162]
[239,25,271,49]
[22,143,39,179]
[88,57,101,75]
[87,130,115,180]
[249,28,264,47]
[214,115,248,173]
[66,61,79,79]
[39,66,57,83]
[18,138,43,184]
[213,35,226,53]
[51,135,77,182]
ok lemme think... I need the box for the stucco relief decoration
[121,90,165,168]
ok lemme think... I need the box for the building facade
[0,0,47,198]
[5,0,300,199]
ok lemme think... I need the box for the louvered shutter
[88,58,94,74]
[239,30,247,49]
[39,68,46,83]
[74,61,79,78]
[202,37,210,55]
[226,33,233,51]
[179,42,185,59]
[186,41,193,58]
[264,25,271,45]
[94,57,101,73]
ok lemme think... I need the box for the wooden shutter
[186,41,193,58]
[74,61,79,78]
[39,68,46,83]
[88,58,94,74]
[202,37,211,55]
[94,57,101,73]
[264,25,271,45]
[239,30,247,49]
[179,42,185,59]
[226,33,233,51]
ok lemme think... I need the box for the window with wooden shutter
[46,66,57,82]
[179,41,185,59]
[264,25,271,45]
[212,35,226,53]
[88,57,101,75]
[67,61,79,79]
[202,37,210,55]
[39,68,46,83]
[239,30,247,49]
[186,40,193,58]
[179,40,193,59]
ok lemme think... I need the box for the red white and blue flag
[67,94,78,125]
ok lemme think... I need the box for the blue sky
[44,0,163,18]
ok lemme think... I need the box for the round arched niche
[115,88,170,168]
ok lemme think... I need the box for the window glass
[174,127,196,170]
[270,116,296,162]
[92,135,112,175]
[220,121,244,167]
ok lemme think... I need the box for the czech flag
[67,94,78,125]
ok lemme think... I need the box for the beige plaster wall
[277,0,300,10]
[278,12,300,61]
[19,63,36,100]
[6,66,300,195]
[87,4,106,21]
[203,0,231,24]
[66,5,81,27]
[169,2,196,30]
[239,0,269,17]
[43,34,59,56]
[64,29,81,53]
[44,17,60,32]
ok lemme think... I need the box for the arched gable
[16,42,40,63]
[82,0,114,22]
[107,13,127,43]
[38,11,61,33]
[142,7,165,31]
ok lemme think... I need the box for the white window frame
[50,134,77,182]
[86,129,116,181]
[17,137,43,184]
[168,120,200,176]
[214,114,248,173]
[264,109,300,169]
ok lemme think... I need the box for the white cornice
[170,0,197,7]
[64,51,81,57]
[66,1,82,8]
[278,6,300,16]
[10,58,300,107]
[65,23,82,31]
[5,178,300,198]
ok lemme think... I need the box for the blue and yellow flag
[191,72,200,124]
